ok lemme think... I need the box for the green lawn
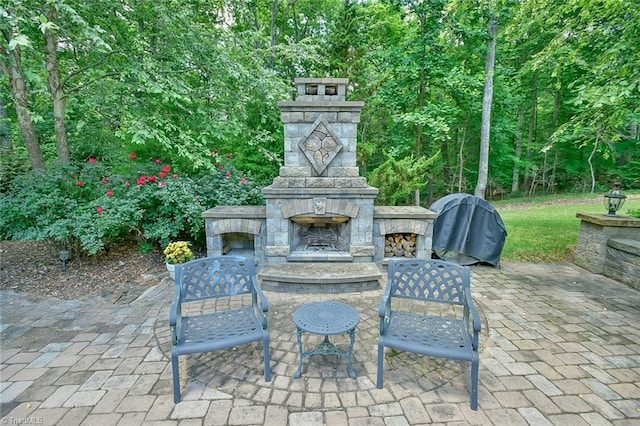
[493,192,639,262]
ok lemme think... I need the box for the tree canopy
[2,0,639,203]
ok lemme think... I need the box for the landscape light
[59,249,70,272]
[603,182,626,216]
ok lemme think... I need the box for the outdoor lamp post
[603,182,626,216]
[60,249,70,271]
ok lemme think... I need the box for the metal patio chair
[377,258,481,410]
[169,256,271,403]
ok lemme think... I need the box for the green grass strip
[494,192,639,263]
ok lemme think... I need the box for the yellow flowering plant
[163,241,194,264]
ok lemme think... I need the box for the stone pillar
[574,213,640,274]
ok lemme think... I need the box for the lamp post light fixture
[59,249,70,271]
[603,182,626,217]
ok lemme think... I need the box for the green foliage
[368,151,441,205]
[0,150,32,193]
[0,155,263,255]
[2,0,639,206]
[138,240,154,254]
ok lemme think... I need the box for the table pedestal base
[294,329,356,379]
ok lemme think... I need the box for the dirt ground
[0,240,168,301]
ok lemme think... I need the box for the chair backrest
[387,258,470,306]
[176,256,256,303]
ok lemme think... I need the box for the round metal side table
[293,301,360,379]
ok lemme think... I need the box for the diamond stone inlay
[299,116,343,174]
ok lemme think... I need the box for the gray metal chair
[169,256,271,403]
[377,258,481,410]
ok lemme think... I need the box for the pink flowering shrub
[0,153,263,255]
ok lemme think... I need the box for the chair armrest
[465,291,482,333]
[378,282,393,334]
[169,282,182,327]
[252,277,269,312]
[379,294,390,318]
[379,279,394,317]
[252,276,269,329]
[169,282,182,345]
[464,291,481,350]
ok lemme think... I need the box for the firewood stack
[384,233,417,258]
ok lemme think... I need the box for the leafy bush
[368,152,441,206]
[0,160,123,254]
[0,154,263,256]
[0,150,32,193]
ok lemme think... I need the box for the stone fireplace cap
[294,78,349,102]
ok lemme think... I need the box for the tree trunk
[541,150,548,194]
[44,6,70,163]
[414,10,430,207]
[0,49,46,171]
[289,0,300,42]
[548,89,560,193]
[0,95,12,156]
[474,16,498,199]
[268,0,280,69]
[458,116,469,193]
[413,58,425,203]
[441,131,451,187]
[511,104,524,192]
[523,74,537,193]
[588,132,599,193]
[549,150,558,194]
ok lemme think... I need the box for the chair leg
[470,355,479,410]
[263,332,272,382]
[376,341,384,388]
[172,352,181,403]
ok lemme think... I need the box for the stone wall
[574,213,640,274]
[604,239,640,290]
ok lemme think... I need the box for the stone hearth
[202,78,436,292]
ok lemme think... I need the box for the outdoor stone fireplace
[202,78,436,292]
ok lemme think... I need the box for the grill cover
[429,193,507,266]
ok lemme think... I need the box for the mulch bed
[0,240,167,301]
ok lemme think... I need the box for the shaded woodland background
[2,0,639,206]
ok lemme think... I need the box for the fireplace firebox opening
[290,215,350,253]
[222,232,255,256]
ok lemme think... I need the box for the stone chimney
[261,78,378,263]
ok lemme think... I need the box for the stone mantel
[262,187,379,198]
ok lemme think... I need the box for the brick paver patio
[1,262,639,425]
